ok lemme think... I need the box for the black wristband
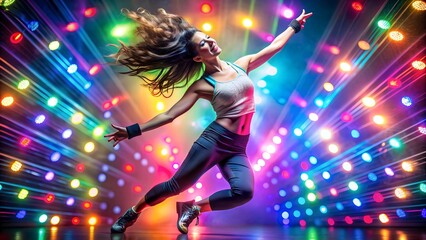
[126,123,141,139]
[288,19,301,33]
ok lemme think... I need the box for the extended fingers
[113,139,123,147]
[304,12,313,18]
[106,123,126,146]
[298,9,312,17]
[297,10,312,22]
[104,132,115,138]
[105,124,119,138]
[302,10,313,19]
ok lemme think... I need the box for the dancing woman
[105,7,312,234]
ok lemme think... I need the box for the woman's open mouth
[211,44,218,52]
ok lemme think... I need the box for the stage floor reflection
[0,225,425,240]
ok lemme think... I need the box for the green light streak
[271,0,283,35]
[243,0,256,55]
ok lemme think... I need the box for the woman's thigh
[218,154,254,191]
[172,141,217,188]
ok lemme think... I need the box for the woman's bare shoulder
[189,78,214,98]
[233,56,253,72]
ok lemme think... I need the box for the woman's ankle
[132,206,142,213]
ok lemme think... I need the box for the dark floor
[0,226,426,240]
[0,225,425,240]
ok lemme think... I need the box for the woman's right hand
[296,9,313,29]
[104,123,128,147]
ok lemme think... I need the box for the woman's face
[191,31,222,61]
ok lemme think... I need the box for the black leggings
[144,121,254,210]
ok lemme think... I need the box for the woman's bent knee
[234,188,254,204]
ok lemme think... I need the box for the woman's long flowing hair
[109,8,204,97]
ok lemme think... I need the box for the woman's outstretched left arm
[104,80,206,147]
[235,9,313,73]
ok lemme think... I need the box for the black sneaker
[176,200,201,234]
[111,207,140,233]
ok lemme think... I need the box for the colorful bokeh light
[389,31,404,41]
[200,3,212,14]
[65,22,79,32]
[378,20,391,29]
[10,32,23,44]
[351,2,363,11]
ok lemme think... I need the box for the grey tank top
[203,62,256,119]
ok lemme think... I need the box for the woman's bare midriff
[215,112,254,135]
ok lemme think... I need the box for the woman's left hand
[296,9,313,29]
[104,123,128,147]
